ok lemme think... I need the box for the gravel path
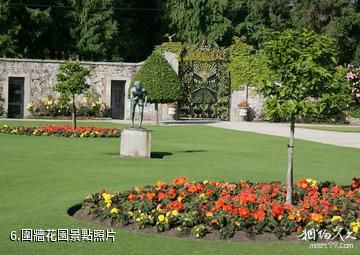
[208,121,360,149]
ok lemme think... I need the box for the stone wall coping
[0,58,144,66]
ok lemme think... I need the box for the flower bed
[82,177,360,240]
[0,124,121,138]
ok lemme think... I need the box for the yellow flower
[350,222,360,234]
[166,211,171,217]
[177,196,182,202]
[136,217,141,222]
[134,186,141,193]
[203,180,209,185]
[3,124,8,128]
[158,214,165,222]
[331,216,342,222]
[102,193,113,208]
[199,193,206,199]
[306,178,317,187]
[128,211,134,217]
[172,210,179,216]
[110,208,119,214]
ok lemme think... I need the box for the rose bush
[0,124,121,138]
[82,177,360,240]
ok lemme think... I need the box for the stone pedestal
[120,128,151,158]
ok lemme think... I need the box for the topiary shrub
[131,52,184,123]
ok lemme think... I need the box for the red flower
[238,207,250,217]
[166,201,183,211]
[270,204,284,217]
[253,210,266,221]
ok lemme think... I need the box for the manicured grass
[299,125,360,133]
[0,120,359,255]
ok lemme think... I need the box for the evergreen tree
[163,0,232,44]
[70,0,119,61]
[0,0,20,57]
[292,0,360,64]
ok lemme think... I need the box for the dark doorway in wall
[8,77,25,118]
[111,80,125,119]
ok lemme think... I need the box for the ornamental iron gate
[179,61,230,120]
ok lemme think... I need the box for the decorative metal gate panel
[179,61,230,120]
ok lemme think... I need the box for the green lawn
[299,125,360,133]
[0,120,359,255]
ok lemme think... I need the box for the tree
[54,61,90,128]
[69,0,119,61]
[0,0,20,57]
[227,37,271,90]
[131,52,184,124]
[229,0,293,47]
[260,29,351,204]
[163,0,232,44]
[291,0,360,64]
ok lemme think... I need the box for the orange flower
[158,192,167,200]
[206,189,214,197]
[187,184,197,193]
[205,211,213,217]
[238,207,250,218]
[168,188,177,199]
[299,179,308,188]
[128,194,136,200]
[253,210,266,221]
[215,198,225,209]
[146,192,155,201]
[173,176,187,186]
[310,213,323,223]
[288,214,296,220]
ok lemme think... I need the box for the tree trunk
[155,103,159,125]
[286,116,295,205]
[72,94,77,129]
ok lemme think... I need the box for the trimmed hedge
[131,52,184,103]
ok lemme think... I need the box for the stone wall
[230,86,265,121]
[0,58,140,119]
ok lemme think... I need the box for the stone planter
[239,107,249,121]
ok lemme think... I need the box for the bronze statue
[130,81,147,128]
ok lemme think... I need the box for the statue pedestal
[120,128,151,158]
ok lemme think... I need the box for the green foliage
[260,29,352,121]
[154,42,185,59]
[291,0,360,64]
[54,61,90,97]
[229,0,293,47]
[227,37,272,90]
[163,0,231,44]
[131,52,184,103]
[183,45,228,62]
[70,0,119,61]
